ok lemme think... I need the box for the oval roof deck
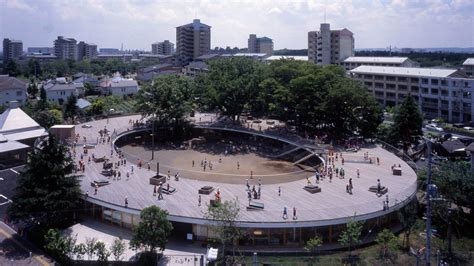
[74,115,417,228]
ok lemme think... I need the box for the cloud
[0,0,472,50]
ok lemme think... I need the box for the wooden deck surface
[74,115,417,225]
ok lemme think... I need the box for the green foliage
[338,218,364,256]
[204,199,241,260]
[43,229,76,263]
[376,122,399,146]
[375,229,399,259]
[85,237,98,260]
[33,109,63,128]
[392,95,423,150]
[27,79,39,97]
[136,75,193,127]
[95,241,111,262]
[130,206,173,253]
[88,98,105,116]
[304,235,323,253]
[7,134,81,227]
[418,161,474,227]
[74,243,87,260]
[4,60,19,76]
[397,200,418,249]
[110,237,126,261]
[64,95,78,120]
[201,57,265,120]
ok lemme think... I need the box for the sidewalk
[0,222,53,266]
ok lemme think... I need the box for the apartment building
[0,75,27,105]
[248,34,274,56]
[3,39,23,62]
[27,47,54,54]
[350,65,474,123]
[308,23,354,65]
[463,58,474,77]
[77,41,98,60]
[176,19,211,66]
[342,57,420,71]
[54,36,78,60]
[152,40,174,55]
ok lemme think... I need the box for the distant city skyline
[0,0,473,51]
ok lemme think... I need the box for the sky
[0,0,473,51]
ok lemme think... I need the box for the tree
[304,235,323,261]
[130,206,173,253]
[397,200,418,250]
[43,229,76,263]
[33,109,63,128]
[375,229,399,260]
[7,134,82,227]
[136,75,193,127]
[27,79,39,98]
[200,57,265,121]
[88,98,105,116]
[85,237,98,260]
[38,87,49,110]
[95,241,111,263]
[110,237,126,261]
[418,161,474,231]
[64,94,78,120]
[204,199,241,263]
[392,95,423,151]
[4,60,19,76]
[338,218,364,256]
[74,243,87,260]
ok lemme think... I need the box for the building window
[431,79,439,85]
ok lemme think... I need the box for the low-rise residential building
[137,64,181,82]
[342,57,420,71]
[73,74,100,87]
[43,78,84,104]
[463,58,474,77]
[350,65,474,123]
[96,54,133,62]
[183,61,209,78]
[137,54,174,64]
[0,75,27,106]
[100,78,139,96]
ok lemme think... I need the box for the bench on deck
[93,156,106,163]
[304,185,322,194]
[149,175,166,186]
[162,186,176,195]
[90,179,110,187]
[369,185,388,195]
[199,186,215,195]
[101,169,113,176]
[84,144,95,149]
[102,161,113,169]
[246,201,264,211]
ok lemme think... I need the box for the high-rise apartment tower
[308,23,354,65]
[176,19,211,66]
[3,38,23,62]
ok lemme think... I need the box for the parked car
[425,124,444,132]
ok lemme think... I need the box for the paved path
[73,115,417,226]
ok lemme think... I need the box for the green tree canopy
[136,75,194,127]
[204,199,241,261]
[393,95,423,151]
[338,218,364,256]
[130,205,173,253]
[375,229,399,259]
[64,95,78,120]
[7,134,82,227]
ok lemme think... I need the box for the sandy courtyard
[120,142,314,184]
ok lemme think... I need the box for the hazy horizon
[1,0,473,51]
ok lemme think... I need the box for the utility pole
[426,139,432,266]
